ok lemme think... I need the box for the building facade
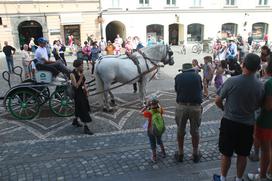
[0,0,100,49]
[100,0,272,45]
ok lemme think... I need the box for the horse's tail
[95,67,104,106]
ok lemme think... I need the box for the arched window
[252,22,268,40]
[106,21,126,44]
[146,24,164,43]
[221,23,238,38]
[187,23,204,42]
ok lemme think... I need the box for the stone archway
[18,21,43,48]
[10,16,48,49]
[106,21,126,44]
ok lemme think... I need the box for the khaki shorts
[175,103,202,136]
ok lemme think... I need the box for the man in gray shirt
[213,53,264,181]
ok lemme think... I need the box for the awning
[60,13,83,25]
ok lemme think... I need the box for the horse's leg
[102,89,108,111]
[109,91,116,106]
[138,79,147,106]
[103,82,113,112]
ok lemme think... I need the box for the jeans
[148,132,163,150]
[91,60,96,74]
[6,56,14,73]
[59,53,67,66]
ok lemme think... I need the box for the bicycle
[251,41,262,54]
[192,41,203,54]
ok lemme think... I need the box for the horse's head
[140,45,174,66]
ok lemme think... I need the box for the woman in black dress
[70,59,93,135]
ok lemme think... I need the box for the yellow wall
[179,24,184,42]
[46,16,61,44]
[0,17,14,49]
[0,0,100,49]
[0,2,99,14]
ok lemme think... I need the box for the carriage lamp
[96,15,104,24]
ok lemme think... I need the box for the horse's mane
[141,45,166,62]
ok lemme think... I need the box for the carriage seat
[35,71,66,84]
[35,71,53,83]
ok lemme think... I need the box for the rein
[135,45,168,79]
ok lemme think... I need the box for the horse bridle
[138,45,172,71]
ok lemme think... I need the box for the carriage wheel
[8,89,40,120]
[49,89,74,117]
[192,45,198,53]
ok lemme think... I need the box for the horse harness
[89,46,170,96]
[127,46,169,82]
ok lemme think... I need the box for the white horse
[94,45,174,111]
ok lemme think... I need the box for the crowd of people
[2,32,272,180]
[1,33,162,79]
[190,36,272,180]
[138,35,272,181]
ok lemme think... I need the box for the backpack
[151,109,165,136]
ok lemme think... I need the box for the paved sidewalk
[0,50,259,181]
[0,123,258,181]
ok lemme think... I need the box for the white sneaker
[257,168,272,180]
[267,172,272,180]
[52,76,66,85]
[54,76,66,82]
[248,173,260,181]
[247,173,268,181]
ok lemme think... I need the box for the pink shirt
[125,42,133,54]
[82,45,91,56]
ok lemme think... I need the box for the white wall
[101,0,271,10]
[101,0,272,44]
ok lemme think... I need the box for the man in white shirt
[34,37,71,78]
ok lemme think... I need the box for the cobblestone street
[0,51,258,180]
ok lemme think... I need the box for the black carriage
[2,66,74,120]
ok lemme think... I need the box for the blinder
[165,45,174,65]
